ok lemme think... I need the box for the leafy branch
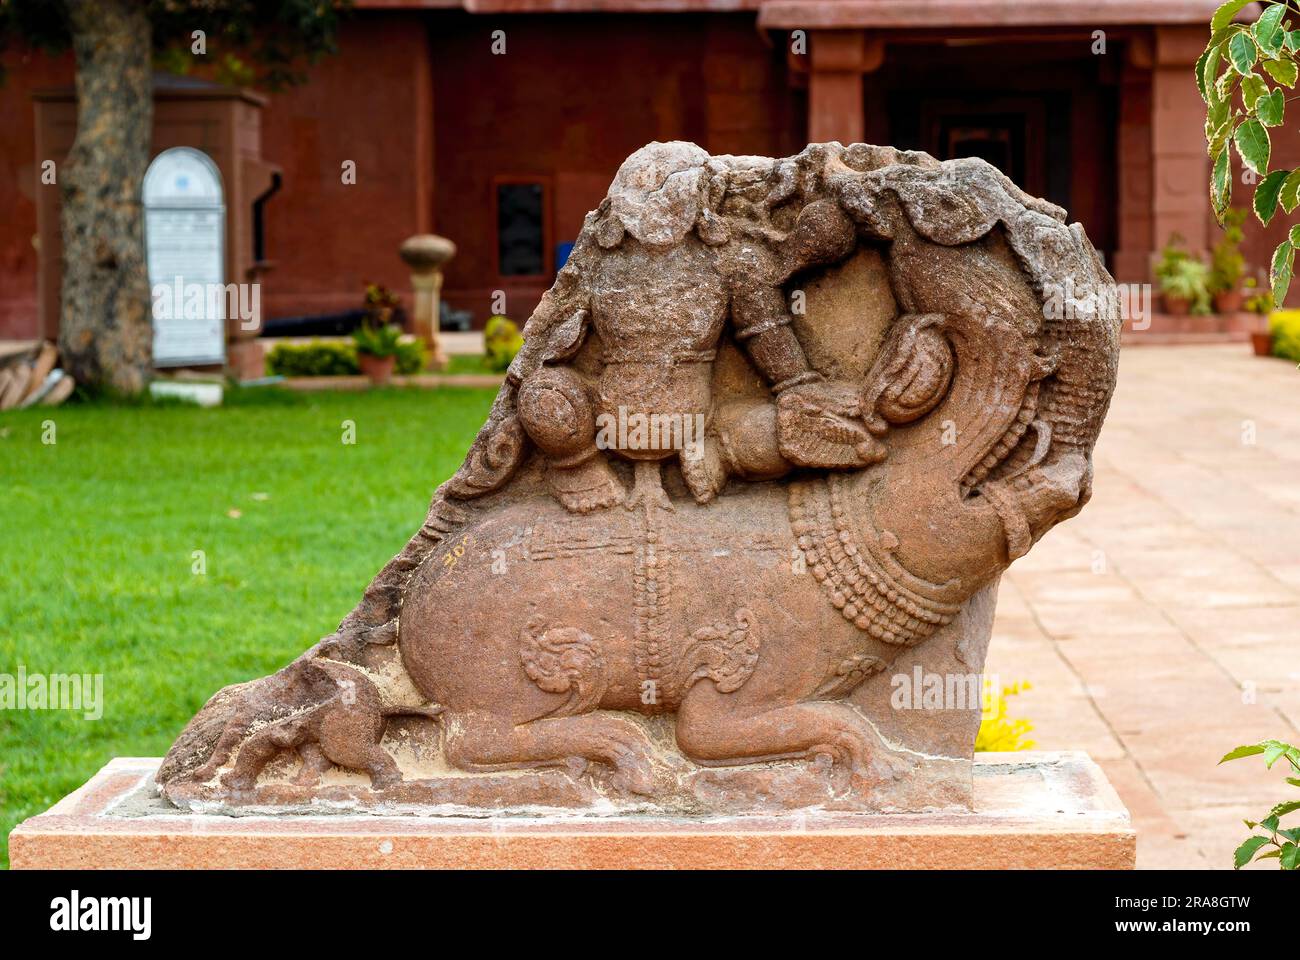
[1219,738,1300,869]
[1201,0,1300,304]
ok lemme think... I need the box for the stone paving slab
[985,345,1300,870]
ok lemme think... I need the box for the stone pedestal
[9,752,1135,869]
[399,234,456,371]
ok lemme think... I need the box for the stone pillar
[1150,27,1211,261]
[1112,43,1155,284]
[807,32,882,144]
[399,234,456,371]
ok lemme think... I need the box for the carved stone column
[399,234,456,371]
[1151,26,1211,262]
[808,31,883,144]
[1112,40,1155,284]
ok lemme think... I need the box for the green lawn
[0,385,495,867]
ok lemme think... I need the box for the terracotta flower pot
[359,352,396,385]
[1214,289,1243,314]
[1251,331,1274,357]
[1161,294,1191,315]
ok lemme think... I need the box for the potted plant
[1208,208,1247,314]
[1244,278,1275,356]
[1155,235,1192,314]
[1158,257,1211,316]
[363,283,400,328]
[353,320,402,384]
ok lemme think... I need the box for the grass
[440,353,504,375]
[0,384,495,868]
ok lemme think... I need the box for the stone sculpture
[159,141,1119,814]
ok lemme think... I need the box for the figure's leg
[678,437,729,504]
[625,459,673,512]
[315,710,403,789]
[443,709,657,795]
[293,741,333,786]
[357,745,403,789]
[674,683,913,793]
[517,367,623,513]
[223,722,306,791]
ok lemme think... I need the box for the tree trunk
[58,0,153,396]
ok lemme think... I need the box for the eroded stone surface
[157,141,1120,815]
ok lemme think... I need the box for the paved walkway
[985,344,1300,869]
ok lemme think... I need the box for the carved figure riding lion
[159,140,1118,814]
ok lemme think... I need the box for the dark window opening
[497,182,545,277]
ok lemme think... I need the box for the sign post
[143,147,227,367]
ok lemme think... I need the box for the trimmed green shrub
[266,338,428,377]
[484,315,524,373]
[394,339,428,375]
[352,321,402,358]
[266,341,360,377]
[1270,310,1300,362]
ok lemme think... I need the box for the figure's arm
[730,285,822,394]
[729,197,857,393]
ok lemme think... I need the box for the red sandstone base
[9,752,1134,869]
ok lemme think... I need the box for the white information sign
[144,147,227,366]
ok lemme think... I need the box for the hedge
[266,339,427,377]
[1271,310,1300,363]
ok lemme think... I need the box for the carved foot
[676,685,911,800]
[679,436,729,504]
[546,452,625,514]
[809,732,915,796]
[776,380,881,468]
[625,459,673,512]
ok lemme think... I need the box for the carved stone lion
[158,142,1119,815]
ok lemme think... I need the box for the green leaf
[1214,0,1257,33]
[1234,834,1272,867]
[1213,143,1233,214]
[1280,169,1300,213]
[1257,848,1283,859]
[1241,72,1269,109]
[1221,743,1268,763]
[1258,87,1285,125]
[1265,741,1290,767]
[1197,45,1216,102]
[1263,813,1281,832]
[1282,842,1300,869]
[1264,57,1298,86]
[1254,2,1288,56]
[1208,118,1233,163]
[1230,31,1259,74]
[1270,799,1300,818]
[1206,95,1232,142]
[1272,240,1294,306]
[1286,777,1300,787]
[1288,29,1300,54]
[1255,169,1287,224]
[1217,68,1240,100]
[1235,118,1271,174]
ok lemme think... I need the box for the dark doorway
[871,40,1118,262]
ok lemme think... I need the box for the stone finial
[399,234,457,273]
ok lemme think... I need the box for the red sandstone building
[0,0,1282,340]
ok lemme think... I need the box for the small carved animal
[189,660,441,792]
